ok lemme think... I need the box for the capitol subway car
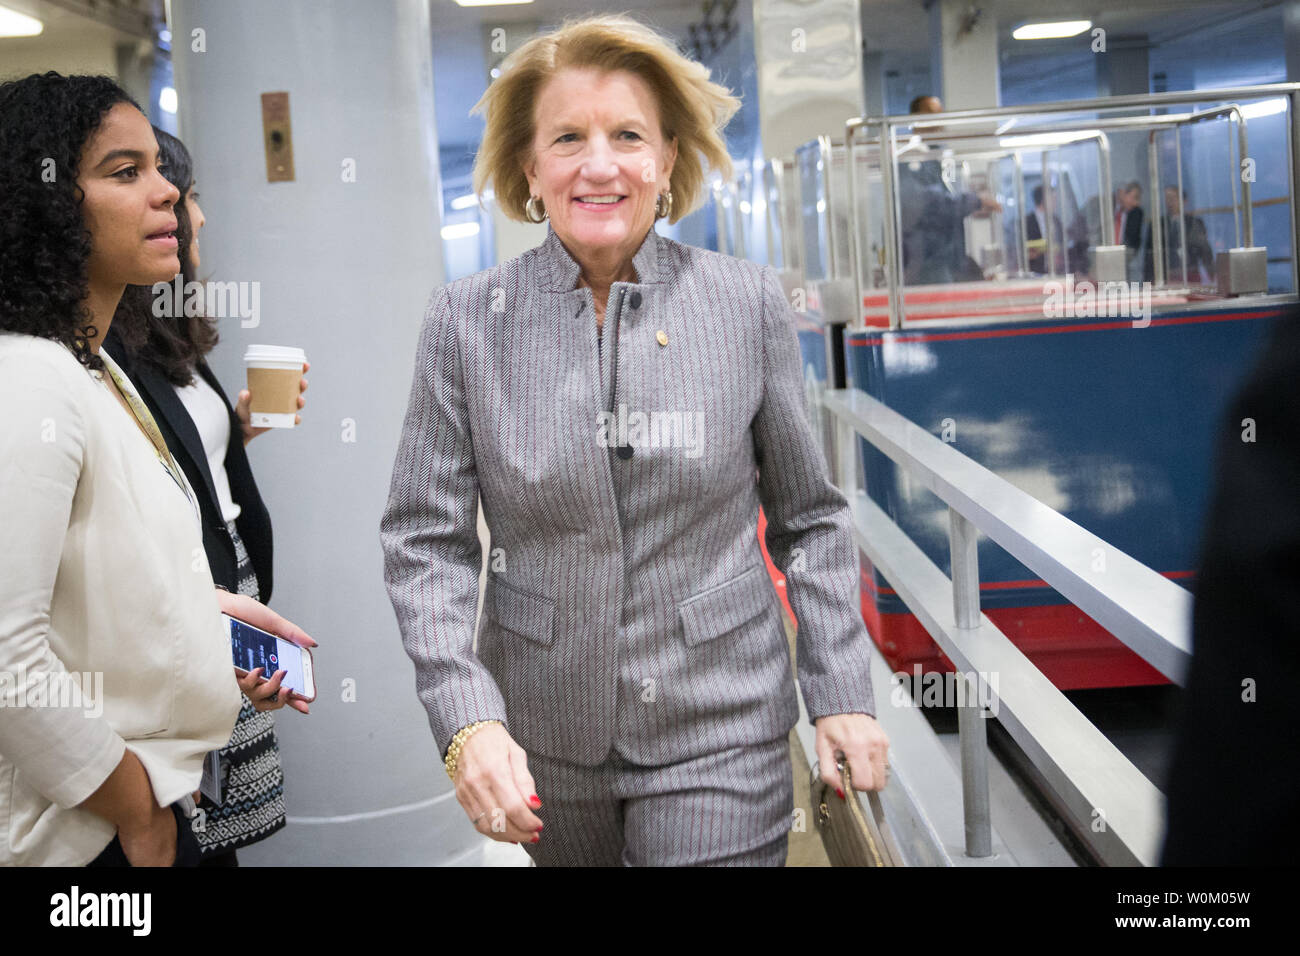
[749,84,1299,690]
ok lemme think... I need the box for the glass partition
[840,84,1299,328]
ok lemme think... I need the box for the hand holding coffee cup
[241,345,309,443]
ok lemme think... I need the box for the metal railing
[819,385,1193,866]
[842,82,1300,326]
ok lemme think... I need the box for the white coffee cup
[243,344,307,428]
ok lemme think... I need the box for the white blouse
[0,333,241,866]
[173,371,242,524]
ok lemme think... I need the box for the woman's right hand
[452,723,544,845]
[115,800,178,867]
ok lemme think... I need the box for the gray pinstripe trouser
[520,735,794,866]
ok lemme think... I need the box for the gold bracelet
[444,719,502,782]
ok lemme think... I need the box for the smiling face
[76,102,181,291]
[523,67,677,278]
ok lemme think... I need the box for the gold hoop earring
[655,190,673,220]
[525,195,547,223]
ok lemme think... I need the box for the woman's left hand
[215,589,318,715]
[815,712,890,797]
[235,361,309,446]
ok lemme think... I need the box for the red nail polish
[531,834,540,843]
[528,794,542,808]
[836,787,844,800]
[534,822,543,830]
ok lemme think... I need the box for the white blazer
[0,332,241,866]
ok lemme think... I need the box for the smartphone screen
[227,615,307,694]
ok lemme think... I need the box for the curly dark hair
[111,126,219,386]
[0,72,144,372]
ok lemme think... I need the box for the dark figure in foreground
[1162,305,1300,865]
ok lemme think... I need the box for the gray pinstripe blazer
[380,224,876,768]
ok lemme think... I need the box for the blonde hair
[470,14,741,225]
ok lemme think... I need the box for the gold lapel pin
[656,329,669,347]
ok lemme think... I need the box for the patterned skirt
[194,520,288,856]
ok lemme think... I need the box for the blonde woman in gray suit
[381,14,888,866]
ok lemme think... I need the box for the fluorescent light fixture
[450,193,480,210]
[441,222,481,240]
[159,86,178,114]
[0,5,43,37]
[1000,129,1101,148]
[1240,98,1287,120]
[454,0,533,7]
[489,67,501,78]
[1012,20,1091,41]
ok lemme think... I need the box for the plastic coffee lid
[244,344,307,364]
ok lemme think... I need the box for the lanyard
[97,360,199,518]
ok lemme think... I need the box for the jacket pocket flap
[487,580,555,645]
[678,564,773,646]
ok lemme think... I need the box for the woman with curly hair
[0,72,314,867]
[104,126,310,866]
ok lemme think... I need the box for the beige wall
[0,29,122,81]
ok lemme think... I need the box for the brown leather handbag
[811,759,903,866]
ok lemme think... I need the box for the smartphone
[223,613,316,702]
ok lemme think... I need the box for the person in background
[0,72,314,867]
[1025,184,1066,275]
[897,94,1001,284]
[104,127,310,866]
[1143,186,1216,285]
[1113,181,1145,281]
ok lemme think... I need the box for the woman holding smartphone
[104,126,310,866]
[0,72,314,867]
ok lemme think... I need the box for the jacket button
[628,291,642,309]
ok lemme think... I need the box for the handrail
[821,387,1193,682]
[820,385,1191,864]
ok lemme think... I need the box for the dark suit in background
[1025,209,1066,274]
[1115,205,1144,253]
[1162,306,1300,864]
[897,155,985,284]
[102,328,274,602]
[1143,213,1216,284]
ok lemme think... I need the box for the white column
[928,0,999,111]
[753,0,865,160]
[170,0,485,865]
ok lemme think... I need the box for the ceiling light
[159,86,177,114]
[1012,20,1091,41]
[1239,98,1287,120]
[454,0,534,7]
[0,5,43,37]
[450,193,480,210]
[1000,130,1101,148]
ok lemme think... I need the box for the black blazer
[1116,205,1144,251]
[103,329,274,603]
